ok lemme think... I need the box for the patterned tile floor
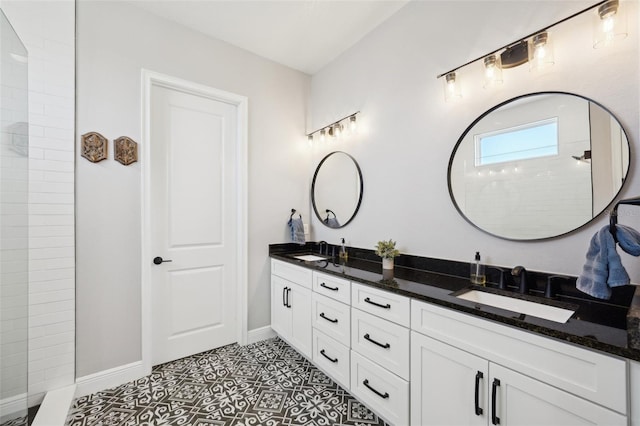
[65,337,390,426]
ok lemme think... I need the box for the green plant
[375,239,400,259]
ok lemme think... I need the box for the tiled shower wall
[1,0,75,406]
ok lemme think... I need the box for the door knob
[153,256,172,265]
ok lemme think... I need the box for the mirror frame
[447,91,631,241]
[311,151,364,229]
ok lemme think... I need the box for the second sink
[456,288,576,324]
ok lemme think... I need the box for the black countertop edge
[268,248,640,363]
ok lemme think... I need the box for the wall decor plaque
[114,136,138,166]
[81,132,108,163]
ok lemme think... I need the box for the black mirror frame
[311,151,364,229]
[447,91,632,241]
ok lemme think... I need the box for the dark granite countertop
[269,244,640,362]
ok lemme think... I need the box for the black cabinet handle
[320,282,339,291]
[153,256,172,265]
[475,371,484,416]
[491,378,500,425]
[320,349,338,363]
[282,287,288,307]
[363,379,389,399]
[286,288,291,308]
[320,312,338,323]
[364,297,390,309]
[363,333,390,349]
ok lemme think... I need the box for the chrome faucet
[511,266,528,294]
[318,241,328,256]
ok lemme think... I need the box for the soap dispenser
[339,238,348,261]
[470,251,486,285]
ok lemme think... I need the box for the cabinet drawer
[313,271,350,304]
[411,299,628,414]
[351,308,410,380]
[351,283,410,327]
[271,259,312,289]
[311,292,350,347]
[351,350,409,426]
[312,329,350,391]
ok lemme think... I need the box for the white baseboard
[0,393,27,423]
[31,385,76,426]
[246,325,276,344]
[75,361,149,398]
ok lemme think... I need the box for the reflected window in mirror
[312,151,363,229]
[448,92,630,240]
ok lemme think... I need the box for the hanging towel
[288,217,305,245]
[324,217,341,228]
[576,226,630,300]
[616,224,640,256]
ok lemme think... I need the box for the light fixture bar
[436,0,608,79]
[307,111,360,137]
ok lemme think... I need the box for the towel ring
[609,196,640,243]
[289,208,302,221]
[325,209,336,219]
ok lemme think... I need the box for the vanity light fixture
[437,0,626,100]
[594,0,627,48]
[306,111,360,144]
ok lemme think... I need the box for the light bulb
[529,32,554,72]
[320,129,326,142]
[334,124,341,139]
[443,72,462,101]
[307,135,313,145]
[482,55,503,89]
[594,0,627,48]
[349,115,357,133]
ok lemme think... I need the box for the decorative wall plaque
[81,132,108,163]
[114,136,138,166]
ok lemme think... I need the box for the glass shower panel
[0,8,28,425]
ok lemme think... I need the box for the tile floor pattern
[65,337,390,426]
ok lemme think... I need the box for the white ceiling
[132,0,410,75]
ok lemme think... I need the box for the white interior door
[150,82,238,366]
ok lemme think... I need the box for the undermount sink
[292,254,329,262]
[456,289,576,324]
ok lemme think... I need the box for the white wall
[76,1,311,377]
[310,0,640,280]
[1,0,75,407]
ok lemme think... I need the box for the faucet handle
[545,275,565,299]
[487,266,508,290]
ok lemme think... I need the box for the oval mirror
[312,151,363,228]
[448,92,630,240]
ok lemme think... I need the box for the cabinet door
[271,275,291,339]
[411,331,488,426]
[490,363,627,426]
[289,282,312,358]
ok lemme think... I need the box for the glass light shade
[528,32,554,72]
[482,55,503,88]
[319,129,326,142]
[349,115,357,133]
[593,0,627,48]
[333,124,342,139]
[307,134,313,145]
[443,72,462,102]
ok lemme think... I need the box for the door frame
[140,69,248,373]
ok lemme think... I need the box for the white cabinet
[411,299,629,425]
[311,292,351,347]
[411,331,487,426]
[312,328,350,390]
[270,261,312,358]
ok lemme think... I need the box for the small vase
[382,257,394,270]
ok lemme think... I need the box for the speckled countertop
[270,244,640,362]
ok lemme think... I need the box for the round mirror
[312,151,363,228]
[448,92,630,240]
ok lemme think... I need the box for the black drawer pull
[286,287,291,308]
[475,371,484,416]
[320,349,338,363]
[320,312,338,323]
[363,333,390,349]
[282,287,288,307]
[364,297,390,309]
[491,378,500,425]
[320,282,339,291]
[363,379,389,399]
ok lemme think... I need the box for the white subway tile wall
[1,0,76,407]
